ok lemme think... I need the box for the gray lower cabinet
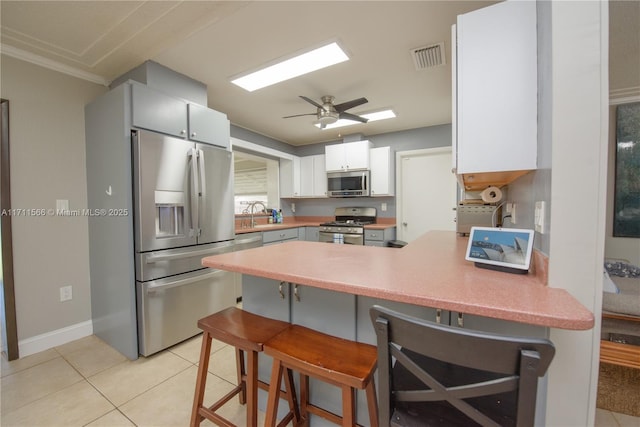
[262,227,300,246]
[364,227,396,247]
[242,276,291,420]
[242,276,547,426]
[291,285,356,426]
[305,226,319,242]
[242,276,356,426]
[452,312,546,337]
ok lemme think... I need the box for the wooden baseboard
[600,340,640,369]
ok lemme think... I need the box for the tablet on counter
[465,227,535,274]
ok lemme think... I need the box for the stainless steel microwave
[327,170,370,197]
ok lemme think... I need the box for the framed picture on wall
[613,101,640,237]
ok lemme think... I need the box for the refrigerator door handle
[144,244,234,264]
[189,148,200,237]
[197,148,206,237]
[146,269,226,294]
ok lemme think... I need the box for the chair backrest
[370,305,555,427]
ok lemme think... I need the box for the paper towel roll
[480,186,503,203]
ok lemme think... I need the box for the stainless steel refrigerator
[132,129,235,356]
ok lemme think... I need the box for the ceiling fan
[283,95,369,128]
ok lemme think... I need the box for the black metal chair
[370,305,555,427]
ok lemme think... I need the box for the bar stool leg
[341,385,355,427]
[235,348,246,405]
[299,374,310,423]
[246,350,259,427]
[365,380,379,427]
[265,359,284,427]
[283,368,301,424]
[191,331,212,427]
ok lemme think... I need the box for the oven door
[318,232,363,245]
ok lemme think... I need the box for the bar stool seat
[190,307,300,427]
[264,324,379,427]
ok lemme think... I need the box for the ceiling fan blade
[339,112,369,123]
[283,113,317,119]
[334,97,368,112]
[300,96,324,110]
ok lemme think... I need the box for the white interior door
[397,148,458,242]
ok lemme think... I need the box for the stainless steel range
[319,207,377,245]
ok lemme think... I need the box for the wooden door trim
[1,98,18,360]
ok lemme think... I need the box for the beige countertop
[203,230,594,330]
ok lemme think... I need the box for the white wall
[545,2,608,425]
[0,55,106,353]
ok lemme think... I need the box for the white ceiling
[2,1,638,146]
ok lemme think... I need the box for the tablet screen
[465,227,535,271]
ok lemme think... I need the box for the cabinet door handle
[181,129,187,135]
[457,312,464,327]
[436,309,442,324]
[191,132,197,138]
[294,284,300,302]
[278,281,285,299]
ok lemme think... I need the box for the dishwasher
[232,232,264,302]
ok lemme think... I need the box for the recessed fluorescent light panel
[316,110,396,130]
[231,42,349,92]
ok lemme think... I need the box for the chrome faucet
[248,201,267,228]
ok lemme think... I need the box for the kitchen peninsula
[202,230,593,425]
[203,230,594,330]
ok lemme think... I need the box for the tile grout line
[0,352,88,417]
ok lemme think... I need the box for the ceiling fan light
[318,115,339,125]
[316,109,396,130]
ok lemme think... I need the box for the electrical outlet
[60,285,72,302]
[291,203,296,213]
[56,199,69,212]
[381,203,387,212]
[535,201,546,233]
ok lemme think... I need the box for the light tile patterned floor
[0,334,258,426]
[0,334,638,426]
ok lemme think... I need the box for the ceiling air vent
[411,43,446,70]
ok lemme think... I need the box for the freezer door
[132,130,196,252]
[136,267,235,356]
[196,143,235,244]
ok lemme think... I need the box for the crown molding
[1,44,110,87]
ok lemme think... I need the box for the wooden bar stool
[264,324,379,427]
[190,307,300,427]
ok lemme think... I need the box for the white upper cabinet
[279,156,301,198]
[300,155,327,197]
[370,146,394,196]
[131,82,229,149]
[453,0,537,180]
[325,140,372,172]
